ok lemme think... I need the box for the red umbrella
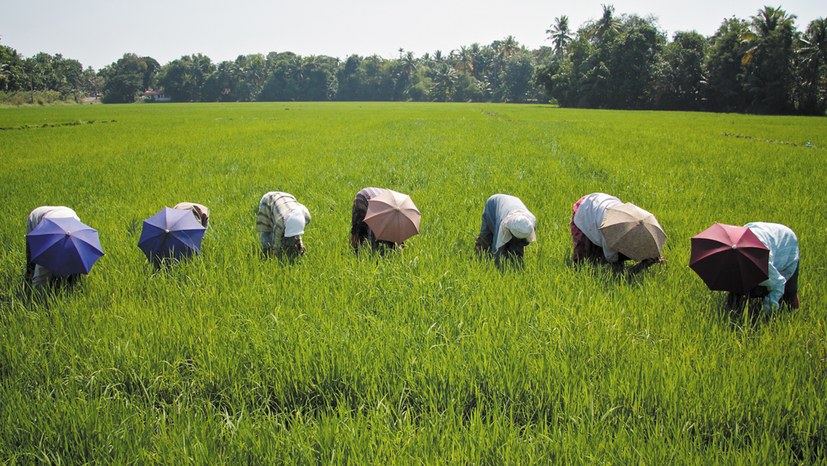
[689,223,769,294]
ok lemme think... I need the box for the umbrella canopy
[138,207,206,265]
[26,217,104,276]
[363,190,421,244]
[689,223,769,294]
[599,203,666,261]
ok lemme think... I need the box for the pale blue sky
[1,0,822,70]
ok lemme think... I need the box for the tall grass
[0,103,825,464]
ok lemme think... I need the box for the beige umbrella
[599,203,666,261]
[363,190,421,243]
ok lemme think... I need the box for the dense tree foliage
[98,54,156,103]
[538,6,826,114]
[1,41,92,103]
[1,6,825,114]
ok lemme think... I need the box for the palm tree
[740,6,797,112]
[401,51,417,76]
[798,18,827,113]
[741,6,796,65]
[455,46,474,74]
[799,18,826,66]
[429,62,457,101]
[546,16,573,57]
[496,35,519,61]
[584,4,619,42]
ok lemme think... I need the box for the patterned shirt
[351,187,386,237]
[257,192,311,251]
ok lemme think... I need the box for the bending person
[26,206,81,288]
[571,192,665,271]
[173,202,210,228]
[475,194,537,262]
[350,187,400,252]
[728,222,799,311]
[256,192,311,259]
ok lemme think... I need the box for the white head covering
[27,206,80,233]
[284,211,307,238]
[495,211,536,251]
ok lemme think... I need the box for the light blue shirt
[745,222,799,310]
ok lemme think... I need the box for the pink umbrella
[689,223,769,294]
[363,190,421,244]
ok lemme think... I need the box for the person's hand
[629,256,662,274]
[642,256,665,266]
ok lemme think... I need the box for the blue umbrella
[138,207,206,265]
[26,217,104,276]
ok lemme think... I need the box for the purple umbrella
[138,207,206,265]
[26,217,104,276]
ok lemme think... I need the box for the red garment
[571,195,603,262]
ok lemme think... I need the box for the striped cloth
[256,192,311,252]
[350,187,387,247]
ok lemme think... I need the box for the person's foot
[789,295,800,309]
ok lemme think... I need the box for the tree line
[1,5,825,114]
[538,5,826,114]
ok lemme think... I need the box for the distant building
[142,89,171,103]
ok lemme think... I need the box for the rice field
[0,102,825,464]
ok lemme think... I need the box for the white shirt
[745,222,799,310]
[573,193,622,262]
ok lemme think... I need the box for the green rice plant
[0,103,825,464]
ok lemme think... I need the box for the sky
[1,0,823,70]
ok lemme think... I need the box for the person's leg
[476,201,495,256]
[726,292,746,310]
[475,231,493,255]
[350,195,370,250]
[32,265,50,289]
[259,231,276,256]
[25,239,35,282]
[571,195,599,262]
[781,264,800,309]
